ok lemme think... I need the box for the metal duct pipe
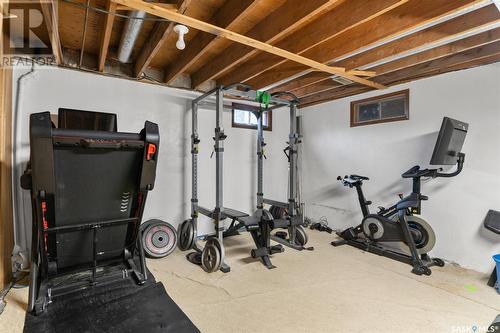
[117,3,151,63]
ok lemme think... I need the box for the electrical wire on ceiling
[61,0,171,21]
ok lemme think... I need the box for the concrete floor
[1,231,499,333]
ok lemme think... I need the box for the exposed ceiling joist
[372,26,500,74]
[112,0,385,90]
[279,5,500,95]
[217,0,409,88]
[40,0,63,65]
[163,0,260,85]
[299,40,500,106]
[244,0,486,90]
[189,0,343,89]
[295,28,500,97]
[98,0,117,72]
[133,0,191,77]
[116,3,176,11]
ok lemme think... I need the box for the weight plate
[178,219,195,251]
[294,225,308,246]
[269,205,288,219]
[262,209,274,221]
[252,209,273,221]
[142,220,177,258]
[209,237,225,266]
[201,238,221,273]
[186,252,202,265]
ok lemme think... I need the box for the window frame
[350,89,409,127]
[231,103,273,131]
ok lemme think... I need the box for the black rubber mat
[23,276,199,333]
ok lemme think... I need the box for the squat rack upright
[261,91,310,251]
[178,84,303,273]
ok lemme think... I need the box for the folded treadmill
[23,111,159,314]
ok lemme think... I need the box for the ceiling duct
[330,75,354,85]
[117,1,152,63]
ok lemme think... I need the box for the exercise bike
[332,117,468,276]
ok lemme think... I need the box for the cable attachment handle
[283,146,291,162]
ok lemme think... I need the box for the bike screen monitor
[430,117,468,165]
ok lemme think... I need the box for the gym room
[0,0,499,332]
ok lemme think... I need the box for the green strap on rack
[256,91,271,111]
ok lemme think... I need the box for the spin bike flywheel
[140,219,177,258]
[362,215,436,255]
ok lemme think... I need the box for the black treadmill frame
[25,112,159,314]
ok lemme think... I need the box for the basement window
[232,103,272,131]
[351,89,409,127]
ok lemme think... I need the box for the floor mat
[23,276,199,333]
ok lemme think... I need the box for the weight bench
[23,111,159,314]
[222,207,266,236]
[221,208,283,269]
[485,210,500,288]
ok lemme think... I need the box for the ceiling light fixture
[174,24,189,50]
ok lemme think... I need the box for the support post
[191,100,199,223]
[288,102,298,217]
[214,87,225,241]
[0,67,13,289]
[256,110,264,210]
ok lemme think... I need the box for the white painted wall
[11,66,290,253]
[301,63,500,273]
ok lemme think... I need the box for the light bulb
[174,24,189,50]
[176,38,185,50]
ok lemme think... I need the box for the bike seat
[350,174,369,181]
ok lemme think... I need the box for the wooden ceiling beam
[276,4,500,95]
[371,26,500,75]
[40,0,63,65]
[241,0,485,90]
[189,0,343,89]
[116,3,176,11]
[300,52,500,108]
[295,28,500,98]
[98,0,117,72]
[299,41,500,106]
[163,0,260,85]
[217,0,408,88]
[133,0,191,77]
[114,0,383,89]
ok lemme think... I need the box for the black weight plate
[295,225,308,246]
[178,219,195,251]
[201,239,221,273]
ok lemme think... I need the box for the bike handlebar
[401,153,465,179]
